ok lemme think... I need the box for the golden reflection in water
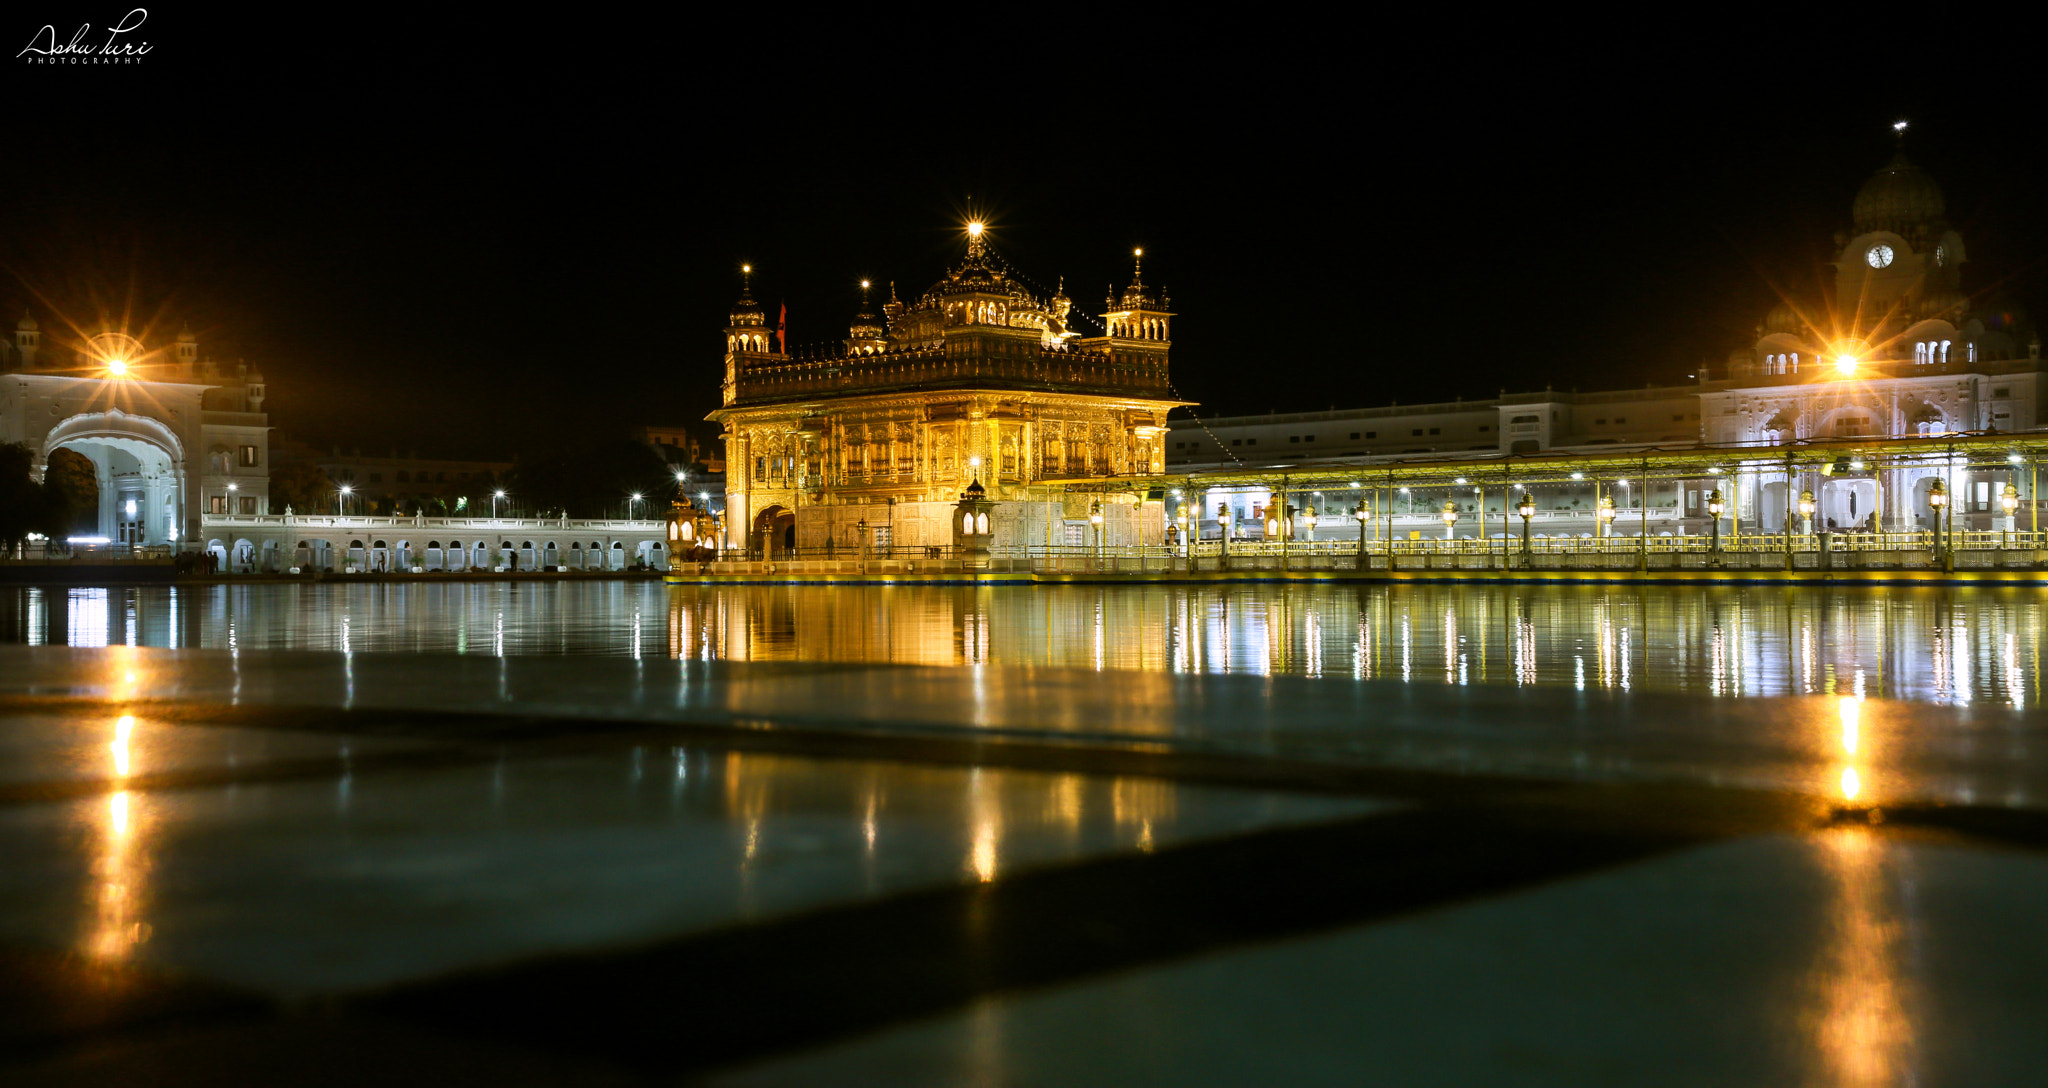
[1836,696,1867,803]
[1811,826,1914,1087]
[111,714,134,778]
[88,788,152,961]
[969,769,1000,883]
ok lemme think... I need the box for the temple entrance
[40,411,188,548]
[752,505,795,559]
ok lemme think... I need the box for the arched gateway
[39,410,190,547]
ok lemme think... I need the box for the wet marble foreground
[1,644,2047,1085]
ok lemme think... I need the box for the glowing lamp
[1089,501,1103,526]
[1517,495,1536,519]
[1597,495,1616,522]
[1706,489,1724,518]
[1441,502,1459,525]
[1353,501,1370,521]
[966,221,985,237]
[1835,355,1858,376]
[1928,480,1947,509]
[2002,484,2020,515]
[1798,490,1816,518]
[107,359,128,376]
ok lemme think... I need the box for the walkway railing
[689,529,2048,576]
[3,543,179,563]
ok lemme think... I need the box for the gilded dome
[1852,151,1946,234]
[1763,300,1804,335]
[16,312,37,331]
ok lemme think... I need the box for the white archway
[39,410,189,547]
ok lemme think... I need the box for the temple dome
[1853,151,1946,234]
[1763,301,1804,335]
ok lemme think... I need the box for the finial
[1132,247,1144,285]
[1892,119,1909,147]
[889,281,899,303]
[965,219,987,259]
[740,263,754,296]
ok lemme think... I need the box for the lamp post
[1353,500,1369,561]
[1218,504,1233,569]
[1302,507,1317,543]
[1706,489,1724,552]
[337,485,352,517]
[1928,478,1947,561]
[1597,494,1616,539]
[1090,501,1104,565]
[1441,500,1458,542]
[629,493,643,520]
[492,489,506,520]
[856,517,868,564]
[2002,484,2020,548]
[1175,506,1191,561]
[1517,493,1535,556]
[1798,489,1816,538]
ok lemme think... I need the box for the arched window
[1941,340,1951,363]
[1790,352,1799,371]
[1968,341,1978,363]
[975,512,989,534]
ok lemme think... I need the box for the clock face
[1866,244,1895,269]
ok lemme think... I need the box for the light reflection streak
[111,714,134,778]
[88,788,151,962]
[1811,826,1915,1087]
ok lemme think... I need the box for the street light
[1441,500,1458,541]
[2003,483,2021,548]
[1706,489,1724,552]
[1798,489,1816,536]
[1090,500,1104,562]
[337,485,352,516]
[630,493,643,519]
[1302,506,1317,541]
[1175,506,1191,560]
[1597,494,1616,538]
[1353,500,1370,560]
[1928,478,1947,558]
[1517,493,1535,555]
[492,489,506,519]
[1218,503,1233,567]
[856,517,868,562]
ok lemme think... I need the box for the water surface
[4,582,2038,709]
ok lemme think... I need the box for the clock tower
[1832,127,1964,320]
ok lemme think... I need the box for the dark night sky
[5,9,2046,459]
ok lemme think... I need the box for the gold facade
[710,230,1186,554]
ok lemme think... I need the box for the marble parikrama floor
[2,648,2048,1084]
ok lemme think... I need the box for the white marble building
[1169,134,2043,537]
[2,321,269,546]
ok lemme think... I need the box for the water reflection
[88,709,154,962]
[1811,826,1917,1086]
[5,582,2046,707]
